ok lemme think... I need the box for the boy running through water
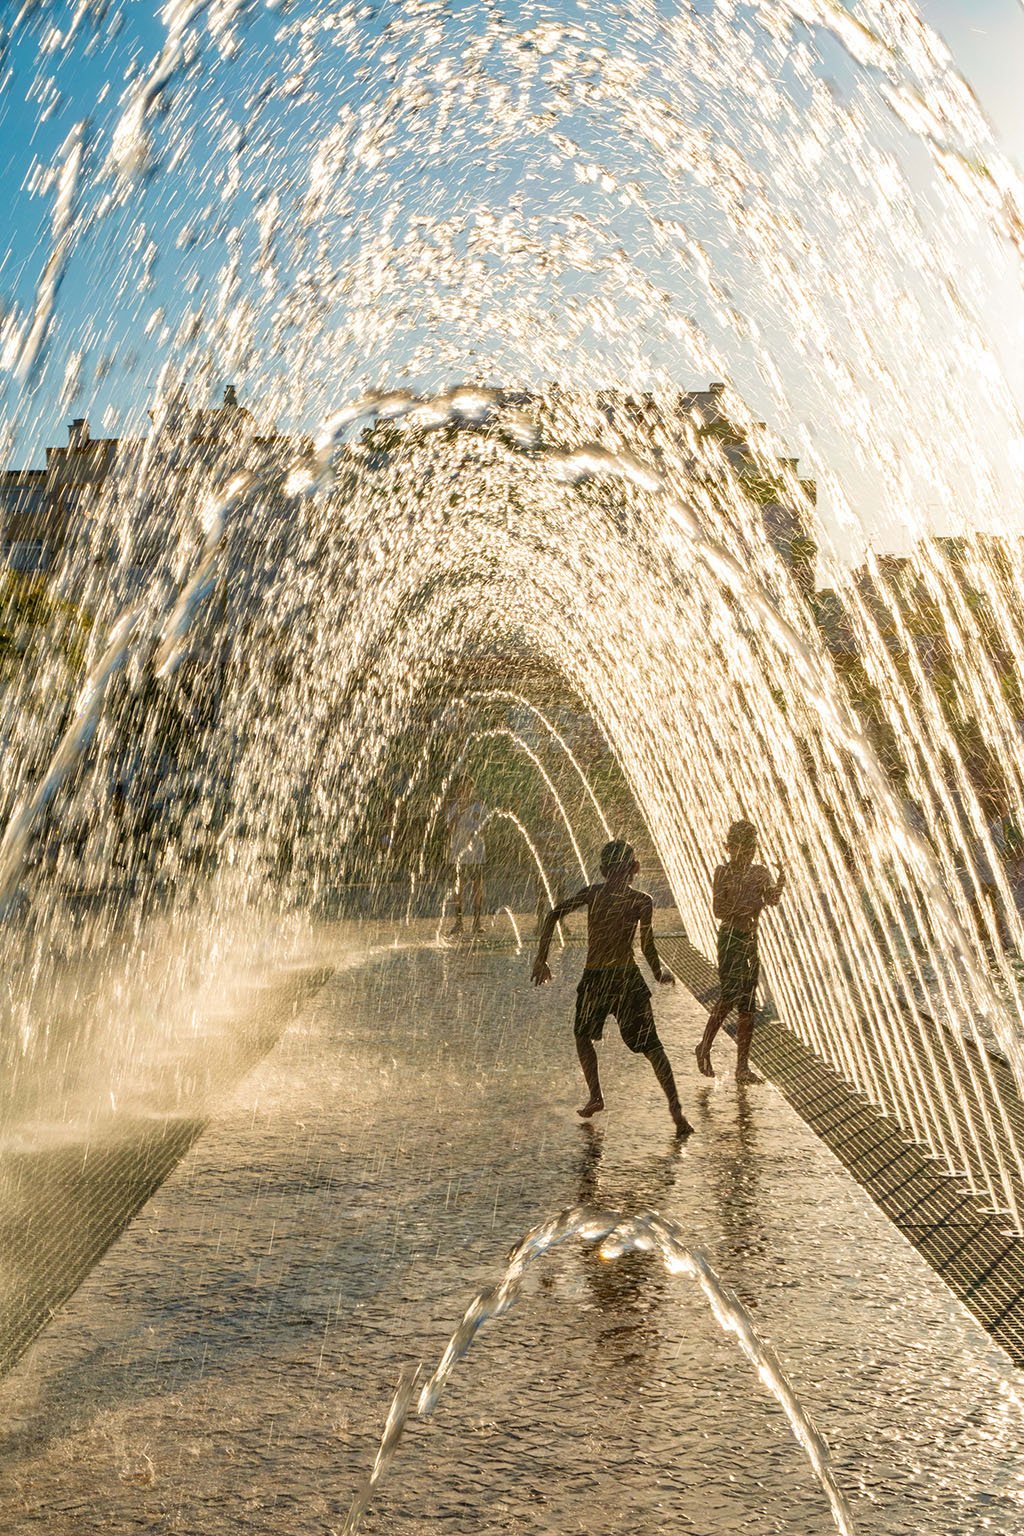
[695,819,785,1083]
[532,840,693,1136]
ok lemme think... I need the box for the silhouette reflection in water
[694,1082,768,1299]
[570,1124,689,1363]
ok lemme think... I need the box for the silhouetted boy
[696,819,784,1083]
[532,839,692,1136]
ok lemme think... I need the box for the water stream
[342,1205,856,1536]
[3,0,1024,1526]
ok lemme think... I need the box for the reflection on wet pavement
[0,941,1023,1534]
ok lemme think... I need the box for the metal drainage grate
[659,935,1024,1367]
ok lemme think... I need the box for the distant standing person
[696,819,784,1083]
[532,839,693,1136]
[446,776,488,936]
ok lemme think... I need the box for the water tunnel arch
[229,392,1024,1235]
[17,384,1024,1241]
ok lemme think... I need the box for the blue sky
[920,0,1024,163]
[1,0,1024,521]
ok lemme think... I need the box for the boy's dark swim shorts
[575,964,660,1053]
[717,925,759,1013]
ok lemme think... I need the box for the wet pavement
[0,934,1023,1534]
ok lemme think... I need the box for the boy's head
[726,819,758,860]
[600,839,638,881]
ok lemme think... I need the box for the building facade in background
[0,418,121,573]
[0,387,289,576]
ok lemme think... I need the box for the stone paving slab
[0,940,1022,1534]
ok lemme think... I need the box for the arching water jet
[342,1205,856,1536]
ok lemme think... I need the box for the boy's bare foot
[672,1110,695,1138]
[735,1068,760,1085]
[471,920,483,935]
[448,921,464,938]
[577,1097,604,1119]
[695,1041,714,1077]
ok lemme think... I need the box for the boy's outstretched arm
[639,896,674,985]
[532,887,591,985]
[764,863,786,906]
